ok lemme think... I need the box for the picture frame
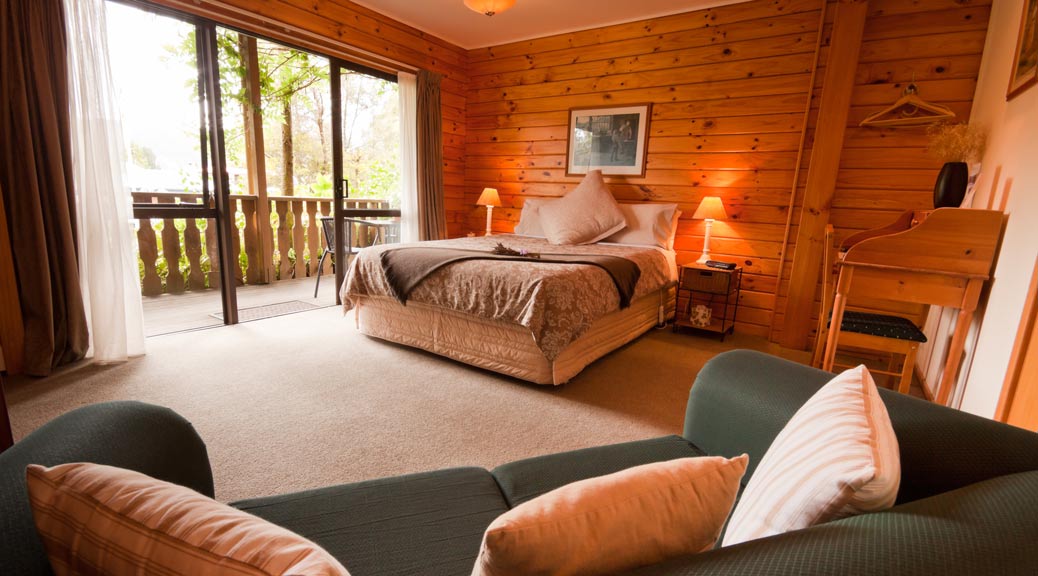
[565,104,651,177]
[1008,0,1038,100]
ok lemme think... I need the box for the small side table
[673,263,742,340]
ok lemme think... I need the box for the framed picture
[566,104,651,177]
[1008,0,1038,100]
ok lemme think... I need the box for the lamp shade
[464,0,516,16]
[692,197,727,221]
[477,187,501,207]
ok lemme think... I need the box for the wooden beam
[240,34,274,284]
[779,0,869,350]
[0,183,24,375]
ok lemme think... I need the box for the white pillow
[722,365,900,547]
[513,198,556,237]
[605,203,680,249]
[538,170,627,245]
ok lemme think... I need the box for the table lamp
[476,187,501,236]
[693,196,727,263]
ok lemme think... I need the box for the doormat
[210,300,321,322]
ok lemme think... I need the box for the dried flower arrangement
[490,242,541,259]
[926,122,987,163]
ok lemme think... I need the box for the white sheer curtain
[65,0,146,362]
[398,71,420,243]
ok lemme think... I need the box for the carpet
[6,307,806,502]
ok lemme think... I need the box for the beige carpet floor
[6,307,806,502]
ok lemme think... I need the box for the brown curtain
[0,0,88,376]
[416,69,446,241]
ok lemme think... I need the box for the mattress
[353,288,676,385]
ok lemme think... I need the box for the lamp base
[696,253,711,264]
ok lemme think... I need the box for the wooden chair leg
[822,294,847,372]
[899,344,918,395]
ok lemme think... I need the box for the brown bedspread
[380,247,641,308]
[341,235,675,361]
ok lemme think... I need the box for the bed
[340,233,678,385]
[340,172,681,385]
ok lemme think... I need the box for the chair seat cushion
[491,435,706,507]
[836,311,928,342]
[232,467,508,576]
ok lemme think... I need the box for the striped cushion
[26,463,350,576]
[722,365,900,547]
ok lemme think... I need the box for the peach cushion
[473,455,748,576]
[537,170,627,245]
[26,463,350,576]
[722,365,901,547]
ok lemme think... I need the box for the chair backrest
[320,217,335,252]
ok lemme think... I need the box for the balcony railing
[132,191,389,296]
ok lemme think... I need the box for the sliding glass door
[108,0,409,329]
[108,2,237,333]
[330,61,404,304]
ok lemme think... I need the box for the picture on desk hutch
[566,104,651,177]
[1008,0,1038,100]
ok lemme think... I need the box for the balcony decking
[143,275,339,336]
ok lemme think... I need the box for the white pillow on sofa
[722,365,900,547]
[537,170,627,245]
[605,203,680,250]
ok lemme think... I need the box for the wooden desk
[822,208,1005,405]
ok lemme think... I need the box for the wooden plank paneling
[465,0,827,337]
[465,0,989,342]
[771,0,990,346]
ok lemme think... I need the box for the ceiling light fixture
[463,0,516,16]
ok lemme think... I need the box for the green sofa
[4,350,1038,575]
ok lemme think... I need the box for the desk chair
[313,216,398,297]
[811,225,927,394]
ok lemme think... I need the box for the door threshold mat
[210,300,321,322]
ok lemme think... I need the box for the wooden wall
[462,0,991,341]
[145,0,471,237]
[465,0,825,338]
[772,0,991,344]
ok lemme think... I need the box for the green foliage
[130,142,159,169]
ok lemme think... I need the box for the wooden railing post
[291,201,306,279]
[240,196,261,285]
[137,220,162,296]
[183,218,205,290]
[275,200,291,280]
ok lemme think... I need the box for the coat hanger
[859,82,956,127]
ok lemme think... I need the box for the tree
[166,31,327,196]
[130,142,159,169]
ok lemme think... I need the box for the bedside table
[673,263,742,340]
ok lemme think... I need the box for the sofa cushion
[27,463,349,575]
[232,467,507,576]
[476,455,747,576]
[722,365,900,546]
[491,435,705,507]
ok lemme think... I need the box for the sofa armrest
[0,401,213,575]
[628,469,1038,575]
[684,350,1038,504]
[683,350,833,482]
